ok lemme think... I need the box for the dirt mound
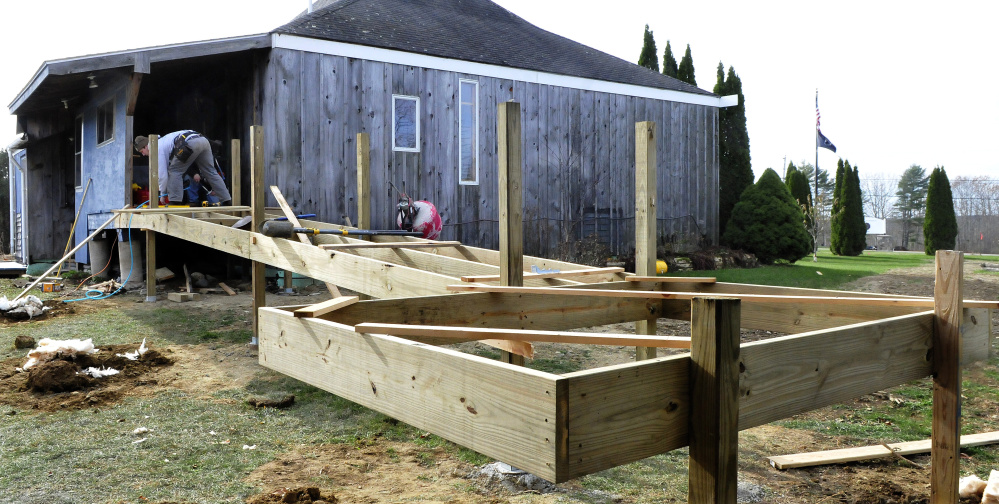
[247,487,337,504]
[0,343,173,412]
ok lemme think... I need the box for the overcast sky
[3,0,996,184]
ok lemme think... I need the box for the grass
[670,249,935,289]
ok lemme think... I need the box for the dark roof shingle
[277,0,713,96]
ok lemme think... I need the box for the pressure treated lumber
[460,267,624,283]
[147,134,159,302]
[257,308,561,481]
[294,296,358,318]
[354,323,691,348]
[498,102,523,289]
[321,241,462,250]
[270,185,341,298]
[356,132,370,231]
[769,431,999,470]
[634,121,658,361]
[932,251,963,504]
[688,298,740,504]
[250,126,266,342]
[627,276,717,284]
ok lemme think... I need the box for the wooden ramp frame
[118,122,994,502]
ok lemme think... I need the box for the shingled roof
[277,0,713,96]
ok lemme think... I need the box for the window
[96,98,114,145]
[392,95,419,152]
[459,80,478,185]
[74,116,83,188]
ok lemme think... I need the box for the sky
[3,0,997,184]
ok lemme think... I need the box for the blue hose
[64,201,146,303]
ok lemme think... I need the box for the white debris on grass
[0,295,49,318]
[477,462,556,494]
[79,367,119,378]
[133,427,150,435]
[132,438,147,445]
[116,338,149,360]
[18,338,99,371]
[984,470,999,504]
[243,444,257,450]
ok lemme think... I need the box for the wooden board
[354,323,690,348]
[460,267,624,283]
[258,308,560,481]
[769,431,999,470]
[294,296,359,318]
[168,292,202,302]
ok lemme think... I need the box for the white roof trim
[272,34,735,108]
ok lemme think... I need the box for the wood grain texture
[498,102,524,288]
[688,298,740,504]
[355,323,690,348]
[146,135,159,301]
[770,431,999,470]
[258,308,560,481]
[294,296,359,318]
[932,251,963,504]
[270,185,341,297]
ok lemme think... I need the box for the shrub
[924,166,958,254]
[722,168,812,265]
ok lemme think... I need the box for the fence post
[635,121,658,360]
[145,134,159,303]
[498,101,524,365]
[689,297,740,504]
[931,250,963,504]
[250,126,266,346]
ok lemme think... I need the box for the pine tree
[715,64,753,241]
[830,160,846,254]
[784,162,812,230]
[677,44,696,86]
[638,25,659,72]
[845,164,867,255]
[722,169,812,264]
[924,166,958,255]
[662,41,678,79]
[895,165,929,249]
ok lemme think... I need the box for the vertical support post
[231,139,241,206]
[498,101,524,366]
[689,297,740,504]
[931,250,963,504]
[250,126,266,346]
[145,135,159,303]
[635,121,658,361]
[356,133,371,231]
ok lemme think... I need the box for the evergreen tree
[722,169,812,264]
[662,41,679,79]
[677,44,696,86]
[830,160,846,254]
[638,25,659,72]
[924,166,958,255]
[895,165,929,249]
[845,164,867,255]
[714,64,753,241]
[784,162,812,230]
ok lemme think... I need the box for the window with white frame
[96,98,114,145]
[74,115,83,188]
[459,80,478,185]
[392,95,419,152]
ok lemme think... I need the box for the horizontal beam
[461,267,625,283]
[116,206,251,214]
[294,296,359,318]
[627,276,717,284]
[258,308,561,481]
[320,241,463,250]
[355,323,691,348]
[447,284,999,309]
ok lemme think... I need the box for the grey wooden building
[8,0,733,268]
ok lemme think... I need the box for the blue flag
[816,129,837,152]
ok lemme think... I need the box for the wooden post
[635,121,658,361]
[250,126,266,345]
[689,297,740,504]
[231,139,241,206]
[356,133,370,231]
[498,102,524,366]
[931,250,963,504]
[146,134,159,302]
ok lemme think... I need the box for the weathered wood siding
[263,48,718,258]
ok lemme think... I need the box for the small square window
[392,95,419,152]
[97,99,114,145]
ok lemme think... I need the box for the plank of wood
[498,102,523,288]
[321,241,463,250]
[218,282,236,296]
[294,296,359,318]
[446,285,999,309]
[270,185,342,298]
[183,264,192,293]
[769,431,999,470]
[627,276,717,284]
[354,323,691,348]
[116,206,252,214]
[251,126,266,343]
[460,267,624,283]
[257,308,561,481]
[688,298,740,504]
[932,251,964,504]
[479,339,535,360]
[634,121,658,361]
[356,132,370,231]
[231,139,241,206]
[168,292,202,302]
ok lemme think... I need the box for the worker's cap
[133,136,149,152]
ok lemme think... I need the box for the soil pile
[247,487,337,504]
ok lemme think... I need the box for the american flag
[816,93,821,129]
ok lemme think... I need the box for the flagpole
[814,89,819,262]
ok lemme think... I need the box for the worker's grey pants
[166,136,231,204]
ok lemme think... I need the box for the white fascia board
[272,34,733,108]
